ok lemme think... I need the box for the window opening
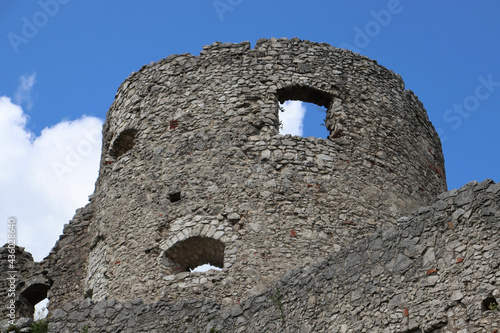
[168,191,181,203]
[163,237,224,273]
[482,296,498,311]
[18,283,50,318]
[279,101,329,138]
[109,129,138,159]
[277,86,334,139]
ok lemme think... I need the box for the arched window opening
[109,129,138,159]
[163,237,224,273]
[277,86,338,139]
[17,283,50,318]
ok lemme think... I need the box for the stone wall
[0,202,92,322]
[40,203,93,312]
[0,245,39,320]
[39,179,499,333]
[85,38,447,304]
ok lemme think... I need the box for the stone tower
[84,38,447,304]
[4,38,499,333]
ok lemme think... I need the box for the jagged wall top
[103,37,436,150]
[123,38,407,90]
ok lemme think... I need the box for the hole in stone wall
[168,191,181,203]
[482,296,498,311]
[279,101,328,138]
[84,288,93,299]
[109,129,138,159]
[164,237,224,273]
[34,298,49,320]
[18,283,50,318]
[277,86,334,139]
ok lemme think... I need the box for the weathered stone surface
[27,180,500,332]
[84,38,446,305]
[1,39,498,333]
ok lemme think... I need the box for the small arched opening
[163,237,224,273]
[17,282,50,319]
[109,129,138,159]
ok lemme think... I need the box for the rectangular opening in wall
[277,86,334,139]
[279,101,329,138]
[168,191,181,203]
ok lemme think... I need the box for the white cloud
[279,100,306,136]
[14,73,37,110]
[0,96,103,261]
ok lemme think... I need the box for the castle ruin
[2,38,499,332]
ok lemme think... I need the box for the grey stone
[452,208,465,220]
[422,248,435,267]
[227,213,241,222]
[90,301,108,317]
[487,182,500,194]
[451,290,464,301]
[297,63,312,73]
[51,308,68,320]
[455,190,474,206]
[388,294,403,310]
[437,188,458,199]
[15,317,32,328]
[260,150,271,161]
[393,253,412,272]
[345,253,361,269]
[230,305,243,317]
[317,154,333,161]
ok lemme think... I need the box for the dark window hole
[18,283,50,318]
[482,296,498,311]
[109,129,138,159]
[169,192,181,203]
[164,236,224,273]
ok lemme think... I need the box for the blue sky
[1,1,499,261]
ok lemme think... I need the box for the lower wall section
[40,180,499,333]
[1,180,497,332]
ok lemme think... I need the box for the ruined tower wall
[46,180,500,333]
[85,38,447,304]
[0,203,92,320]
[0,245,37,320]
[41,203,92,312]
